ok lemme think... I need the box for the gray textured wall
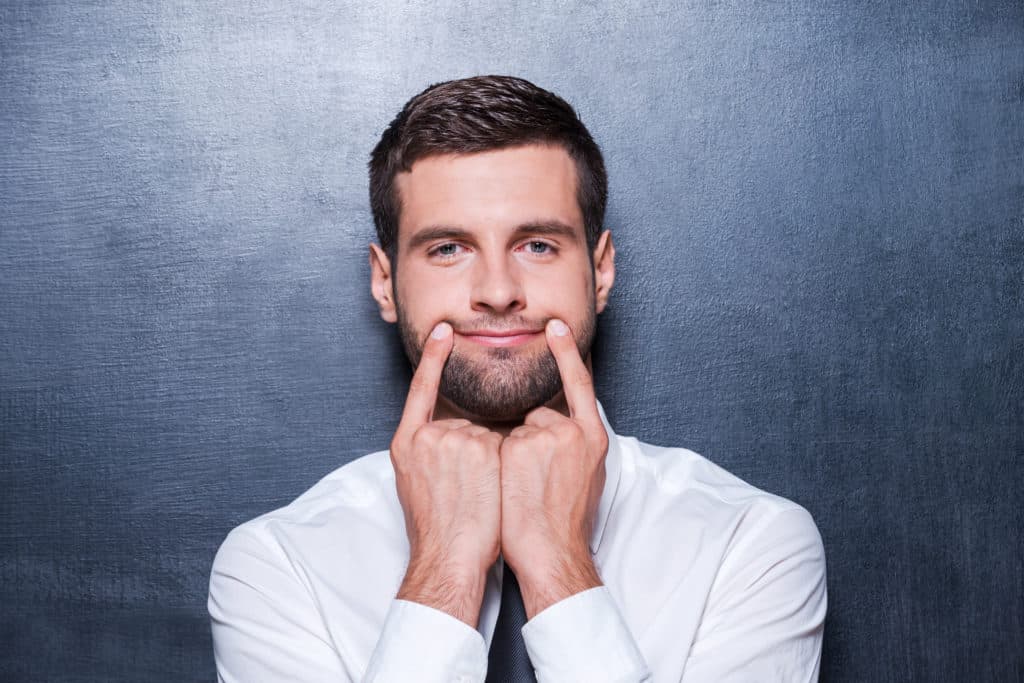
[2,1,1022,681]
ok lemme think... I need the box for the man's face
[371,144,614,423]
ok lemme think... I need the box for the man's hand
[392,322,503,628]
[499,318,609,618]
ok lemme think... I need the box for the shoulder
[612,434,826,617]
[607,437,826,671]
[211,449,400,573]
[615,433,824,559]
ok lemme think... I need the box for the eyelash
[428,241,557,260]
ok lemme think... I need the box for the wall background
[1,1,1021,680]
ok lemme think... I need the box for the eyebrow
[405,220,582,252]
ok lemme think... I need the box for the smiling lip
[457,328,543,348]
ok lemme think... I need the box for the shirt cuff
[522,586,650,682]
[364,599,488,683]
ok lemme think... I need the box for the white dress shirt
[209,403,827,682]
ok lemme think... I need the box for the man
[209,75,826,682]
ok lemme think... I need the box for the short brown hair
[369,75,607,256]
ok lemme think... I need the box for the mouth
[456,328,544,348]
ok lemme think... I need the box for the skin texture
[370,143,616,625]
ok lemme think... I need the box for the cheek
[397,275,463,326]
[524,266,593,313]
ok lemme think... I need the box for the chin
[441,393,544,424]
[437,348,563,424]
[439,377,563,424]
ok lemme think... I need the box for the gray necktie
[485,565,537,683]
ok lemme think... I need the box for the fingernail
[549,319,569,336]
[430,322,451,339]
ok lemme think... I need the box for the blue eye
[430,243,465,260]
[527,241,551,254]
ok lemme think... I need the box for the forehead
[394,144,585,243]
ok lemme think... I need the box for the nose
[470,254,525,314]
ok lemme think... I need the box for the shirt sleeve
[208,525,354,683]
[521,586,652,682]
[209,525,489,683]
[680,505,828,682]
[364,600,488,682]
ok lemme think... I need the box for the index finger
[545,318,600,425]
[399,322,453,430]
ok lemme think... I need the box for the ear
[369,243,398,323]
[592,229,616,314]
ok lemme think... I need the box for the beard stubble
[396,303,596,423]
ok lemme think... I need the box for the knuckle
[437,427,471,451]
[411,423,440,448]
[522,431,543,447]
[552,420,578,441]
[464,426,493,442]
[436,427,460,445]
[507,429,534,445]
[525,407,556,426]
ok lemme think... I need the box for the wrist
[398,551,489,628]
[510,546,602,619]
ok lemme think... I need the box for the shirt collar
[591,400,622,556]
